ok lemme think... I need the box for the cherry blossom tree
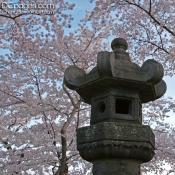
[0,0,175,174]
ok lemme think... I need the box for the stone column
[64,38,166,174]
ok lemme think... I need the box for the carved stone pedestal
[77,122,154,174]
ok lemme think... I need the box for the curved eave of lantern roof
[75,77,166,104]
[64,38,167,104]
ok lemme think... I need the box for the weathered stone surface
[77,122,154,145]
[77,122,154,162]
[90,88,142,124]
[64,65,86,90]
[63,38,167,175]
[93,159,140,175]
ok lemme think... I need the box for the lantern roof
[64,38,166,104]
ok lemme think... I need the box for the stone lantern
[64,38,166,175]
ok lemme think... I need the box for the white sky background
[164,76,175,125]
[165,76,175,98]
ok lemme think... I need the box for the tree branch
[124,0,175,37]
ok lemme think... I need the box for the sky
[64,0,93,33]
[165,76,175,98]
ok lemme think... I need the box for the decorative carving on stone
[77,122,154,162]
